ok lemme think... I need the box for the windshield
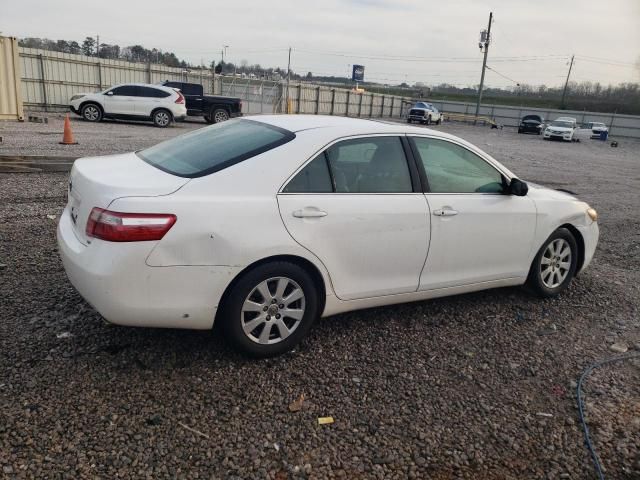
[550,121,574,128]
[592,123,606,128]
[137,119,295,178]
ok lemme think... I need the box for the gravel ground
[1,117,639,479]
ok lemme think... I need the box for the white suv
[69,83,187,128]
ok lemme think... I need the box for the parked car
[518,114,545,135]
[57,115,599,357]
[581,121,609,139]
[543,118,578,142]
[161,81,242,123]
[69,83,187,128]
[407,102,442,125]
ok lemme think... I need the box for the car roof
[111,83,176,93]
[246,114,454,136]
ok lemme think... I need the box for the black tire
[152,109,172,128]
[81,103,102,122]
[435,117,441,125]
[204,115,214,124]
[518,128,523,134]
[526,228,578,297]
[210,107,230,123]
[407,118,412,124]
[425,115,431,125]
[220,261,320,357]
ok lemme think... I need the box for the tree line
[19,37,188,68]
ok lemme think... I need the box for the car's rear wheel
[81,103,102,122]
[435,117,441,125]
[152,109,172,128]
[211,108,230,123]
[221,262,319,357]
[526,228,578,297]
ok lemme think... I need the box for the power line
[485,65,520,85]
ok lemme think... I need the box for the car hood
[526,182,579,201]
[546,126,573,132]
[522,119,542,125]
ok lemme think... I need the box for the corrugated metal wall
[0,37,24,121]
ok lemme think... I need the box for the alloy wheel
[214,110,229,123]
[83,105,99,121]
[241,277,306,345]
[155,111,170,127]
[540,238,572,288]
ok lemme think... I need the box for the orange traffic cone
[59,114,78,145]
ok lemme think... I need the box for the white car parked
[543,118,578,142]
[58,115,599,357]
[407,102,442,125]
[69,83,187,128]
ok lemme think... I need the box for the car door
[136,86,171,116]
[103,85,139,115]
[278,135,430,301]
[409,136,537,291]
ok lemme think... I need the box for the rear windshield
[137,119,295,178]
[550,121,573,128]
[522,115,541,121]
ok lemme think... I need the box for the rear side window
[283,153,333,193]
[180,84,201,95]
[137,119,295,178]
[139,87,170,98]
[110,85,138,96]
[283,136,413,193]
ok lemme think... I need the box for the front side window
[110,85,138,96]
[138,119,295,178]
[412,137,504,194]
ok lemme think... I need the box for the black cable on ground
[577,352,640,480]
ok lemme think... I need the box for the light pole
[474,11,493,124]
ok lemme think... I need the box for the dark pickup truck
[161,81,242,123]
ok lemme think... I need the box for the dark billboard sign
[352,65,365,82]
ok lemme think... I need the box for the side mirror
[106,91,114,96]
[508,178,528,196]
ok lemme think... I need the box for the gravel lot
[1,115,639,479]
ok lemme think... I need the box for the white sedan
[58,115,599,357]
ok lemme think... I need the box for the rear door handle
[433,208,458,217]
[293,208,328,218]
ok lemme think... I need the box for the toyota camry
[57,115,599,356]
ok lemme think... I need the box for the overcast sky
[2,0,639,87]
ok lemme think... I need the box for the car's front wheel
[152,109,172,128]
[526,228,578,297]
[221,261,320,357]
[81,103,102,122]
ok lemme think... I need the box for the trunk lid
[67,152,189,244]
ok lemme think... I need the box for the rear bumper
[57,208,239,330]
[231,111,243,118]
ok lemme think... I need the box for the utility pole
[474,11,492,124]
[286,47,292,113]
[560,54,575,109]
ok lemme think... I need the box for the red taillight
[86,208,177,242]
[175,92,185,104]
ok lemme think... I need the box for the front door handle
[433,208,458,217]
[293,208,328,218]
